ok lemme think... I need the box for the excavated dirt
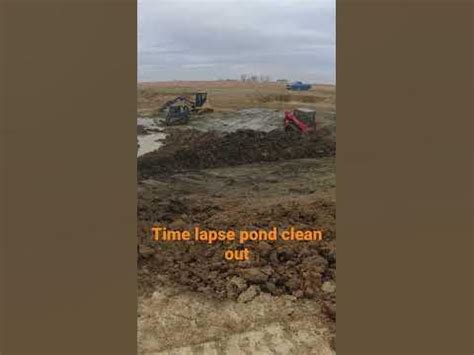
[137,83,337,353]
[138,127,335,179]
[137,126,336,349]
[138,197,336,334]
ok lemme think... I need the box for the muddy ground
[137,82,336,354]
[139,283,333,355]
[138,108,335,155]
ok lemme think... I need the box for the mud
[137,102,336,353]
[138,128,335,179]
[137,125,148,135]
[153,108,335,135]
[138,196,336,311]
[137,117,167,157]
[155,108,284,133]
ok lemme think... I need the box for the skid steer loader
[161,92,213,125]
[284,108,316,134]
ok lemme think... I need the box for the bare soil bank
[138,128,335,179]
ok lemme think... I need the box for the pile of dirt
[138,195,337,349]
[138,196,335,307]
[138,128,335,179]
[137,124,337,347]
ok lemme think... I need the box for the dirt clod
[322,281,336,294]
[238,285,261,303]
[138,245,155,258]
[240,267,271,283]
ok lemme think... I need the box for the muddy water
[185,108,284,133]
[137,117,166,157]
[138,109,283,157]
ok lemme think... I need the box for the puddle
[137,109,285,157]
[171,108,284,133]
[137,117,166,157]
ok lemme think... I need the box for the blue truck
[286,81,312,91]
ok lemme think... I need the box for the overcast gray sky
[138,0,335,83]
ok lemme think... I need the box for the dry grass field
[138,80,335,116]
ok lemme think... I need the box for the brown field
[138,80,335,116]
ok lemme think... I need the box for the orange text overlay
[151,226,322,244]
[150,226,323,261]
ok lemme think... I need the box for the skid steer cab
[284,108,316,134]
[161,92,213,126]
[165,104,190,125]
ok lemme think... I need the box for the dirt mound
[138,128,335,179]
[137,125,337,346]
[138,196,335,301]
[138,192,337,349]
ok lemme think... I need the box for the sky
[138,0,335,84]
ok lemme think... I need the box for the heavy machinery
[284,108,316,134]
[161,92,213,125]
[166,104,191,125]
